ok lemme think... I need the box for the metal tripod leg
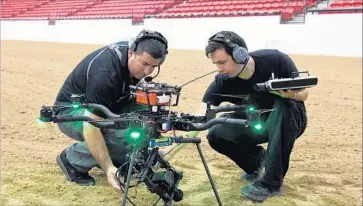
[121,148,137,206]
[196,143,223,206]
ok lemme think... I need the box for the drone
[39,71,318,206]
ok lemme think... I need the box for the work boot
[240,149,265,182]
[56,150,95,186]
[240,181,282,202]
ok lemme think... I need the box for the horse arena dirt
[1,40,362,205]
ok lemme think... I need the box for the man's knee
[207,123,225,140]
[206,124,230,150]
[206,133,221,151]
[57,122,84,141]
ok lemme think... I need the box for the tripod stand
[174,136,223,206]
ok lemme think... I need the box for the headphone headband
[131,29,168,55]
[208,33,238,50]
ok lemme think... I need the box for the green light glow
[254,123,263,130]
[130,131,141,139]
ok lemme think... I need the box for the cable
[178,70,217,88]
[152,197,161,206]
[161,144,179,157]
[115,162,137,206]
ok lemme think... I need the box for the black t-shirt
[202,49,300,110]
[54,44,135,117]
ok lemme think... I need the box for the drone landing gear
[196,143,223,206]
[120,147,137,206]
[174,137,223,206]
[119,137,223,206]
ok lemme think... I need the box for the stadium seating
[72,0,179,20]
[0,0,361,21]
[15,0,97,18]
[0,0,50,18]
[330,0,363,8]
[155,0,317,20]
[317,0,363,14]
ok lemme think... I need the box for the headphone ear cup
[233,47,250,64]
[129,38,136,52]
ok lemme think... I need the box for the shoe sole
[56,154,73,182]
[56,154,95,186]
[241,190,282,202]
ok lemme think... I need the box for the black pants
[206,98,307,187]
[55,103,149,173]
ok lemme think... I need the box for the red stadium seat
[352,0,363,7]
[281,8,294,20]
[2,0,357,20]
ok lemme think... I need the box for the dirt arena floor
[1,40,362,206]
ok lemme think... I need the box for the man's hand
[270,89,309,101]
[83,110,121,191]
[270,89,302,99]
[106,166,122,192]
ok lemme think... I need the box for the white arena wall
[1,13,362,57]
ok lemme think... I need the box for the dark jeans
[56,103,148,173]
[206,98,307,187]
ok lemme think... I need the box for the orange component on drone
[135,90,171,106]
[136,90,158,105]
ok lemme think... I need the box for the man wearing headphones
[53,30,169,191]
[188,31,309,202]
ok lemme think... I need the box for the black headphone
[129,29,169,65]
[208,32,250,65]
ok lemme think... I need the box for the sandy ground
[1,40,362,206]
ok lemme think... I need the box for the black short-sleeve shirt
[202,49,299,110]
[54,44,134,117]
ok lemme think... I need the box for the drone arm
[211,104,246,113]
[188,117,248,131]
[181,103,249,137]
[55,115,115,128]
[86,103,120,118]
[55,115,94,122]
[183,102,217,138]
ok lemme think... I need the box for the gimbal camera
[39,78,271,206]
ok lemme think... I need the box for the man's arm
[292,89,309,101]
[271,51,310,101]
[84,69,120,190]
[83,109,113,173]
[271,88,309,101]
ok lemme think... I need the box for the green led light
[130,131,141,139]
[247,105,256,114]
[250,120,264,133]
[254,123,263,130]
[72,103,80,108]
[125,126,147,148]
[36,117,46,128]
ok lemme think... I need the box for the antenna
[178,70,217,88]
